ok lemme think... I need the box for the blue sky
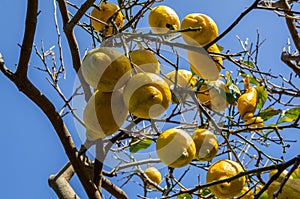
[0,0,299,198]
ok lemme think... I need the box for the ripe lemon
[192,129,218,162]
[123,73,171,119]
[181,13,218,46]
[156,128,196,168]
[238,187,255,199]
[269,169,293,182]
[81,47,131,92]
[91,2,124,35]
[238,77,258,120]
[244,116,264,131]
[268,179,300,199]
[206,159,246,199]
[188,48,221,81]
[197,80,228,112]
[148,5,180,34]
[129,49,160,74]
[164,69,197,103]
[83,89,128,139]
[144,167,162,188]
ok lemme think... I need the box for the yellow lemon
[129,49,160,74]
[123,73,171,119]
[206,159,246,199]
[238,77,258,120]
[268,179,300,199]
[144,167,162,188]
[164,69,197,103]
[181,13,218,46]
[238,187,255,199]
[83,90,128,139]
[148,5,180,34]
[91,2,124,35]
[156,128,196,168]
[81,47,131,92]
[192,129,218,162]
[188,48,221,81]
[269,169,293,182]
[244,116,264,131]
[197,80,228,112]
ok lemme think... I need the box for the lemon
[148,5,180,34]
[83,90,128,139]
[188,49,221,81]
[91,2,124,35]
[156,128,196,168]
[269,169,293,182]
[197,80,228,112]
[144,167,162,188]
[123,73,171,119]
[268,179,300,199]
[81,47,131,92]
[291,167,300,179]
[238,187,255,199]
[206,159,246,199]
[129,49,160,74]
[181,13,218,46]
[244,116,264,131]
[192,129,218,162]
[164,69,197,103]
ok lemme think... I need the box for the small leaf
[229,83,241,95]
[130,138,152,153]
[243,61,255,68]
[216,44,224,51]
[226,71,241,95]
[258,108,282,121]
[278,107,300,124]
[256,86,268,109]
[176,193,192,199]
[225,92,236,105]
[285,107,300,120]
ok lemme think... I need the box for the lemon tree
[3,0,300,199]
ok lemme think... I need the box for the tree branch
[56,0,92,102]
[15,0,38,78]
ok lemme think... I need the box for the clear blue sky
[0,0,299,198]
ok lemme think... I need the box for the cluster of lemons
[81,2,268,199]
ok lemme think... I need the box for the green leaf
[256,86,268,109]
[225,92,236,105]
[278,108,300,124]
[130,138,152,153]
[243,61,255,68]
[176,193,192,199]
[216,44,224,51]
[226,71,241,95]
[258,108,282,121]
[285,107,300,120]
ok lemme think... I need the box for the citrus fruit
[255,185,269,199]
[164,69,197,103]
[91,2,124,35]
[207,43,223,71]
[81,47,131,92]
[156,128,196,168]
[238,187,254,199]
[269,169,293,182]
[238,76,258,120]
[123,72,171,119]
[244,116,264,131]
[206,159,246,199]
[291,167,300,179]
[148,5,180,34]
[129,49,160,74]
[268,178,300,199]
[181,13,218,46]
[197,80,228,112]
[83,89,128,139]
[144,167,162,187]
[192,128,218,162]
[188,48,221,81]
